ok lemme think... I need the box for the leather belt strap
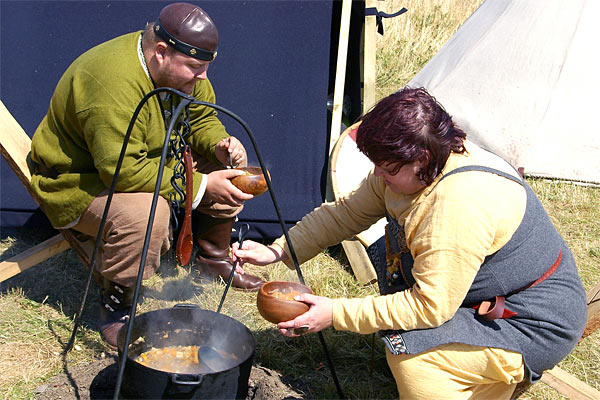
[476,249,562,320]
[513,249,562,292]
[477,296,508,320]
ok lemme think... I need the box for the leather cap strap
[154,21,217,61]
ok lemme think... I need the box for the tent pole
[328,0,352,156]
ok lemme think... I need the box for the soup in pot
[135,345,237,374]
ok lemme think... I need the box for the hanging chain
[162,94,193,232]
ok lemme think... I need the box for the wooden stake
[540,366,600,400]
[363,0,378,112]
[0,234,69,282]
[581,280,600,340]
[341,239,377,284]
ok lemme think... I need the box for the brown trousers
[70,154,243,287]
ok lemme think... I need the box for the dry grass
[375,0,484,100]
[0,289,99,391]
[0,235,106,399]
[1,0,599,399]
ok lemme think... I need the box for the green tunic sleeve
[186,78,230,165]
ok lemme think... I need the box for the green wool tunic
[30,32,229,228]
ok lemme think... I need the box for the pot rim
[117,304,256,378]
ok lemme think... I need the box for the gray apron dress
[367,166,587,382]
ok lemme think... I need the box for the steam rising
[127,256,255,372]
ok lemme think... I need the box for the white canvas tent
[332,0,600,254]
[409,0,600,184]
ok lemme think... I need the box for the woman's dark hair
[356,87,467,185]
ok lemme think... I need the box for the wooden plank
[582,280,600,339]
[0,101,36,200]
[586,280,600,305]
[328,0,352,155]
[0,234,70,282]
[341,239,377,284]
[540,366,600,400]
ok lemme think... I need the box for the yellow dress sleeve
[272,170,388,266]
[333,168,526,333]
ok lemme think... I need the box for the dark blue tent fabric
[0,0,335,241]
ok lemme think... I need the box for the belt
[474,249,562,321]
[30,157,59,179]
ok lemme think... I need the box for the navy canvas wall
[0,0,335,241]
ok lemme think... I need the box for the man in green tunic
[29,2,264,348]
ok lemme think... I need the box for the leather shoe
[98,301,129,350]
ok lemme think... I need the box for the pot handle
[173,303,200,309]
[171,373,204,386]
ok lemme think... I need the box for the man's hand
[215,137,247,168]
[204,169,253,206]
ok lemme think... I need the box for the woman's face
[373,160,426,195]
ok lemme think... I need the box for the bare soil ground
[34,352,304,400]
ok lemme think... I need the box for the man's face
[154,48,210,94]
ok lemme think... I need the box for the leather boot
[193,213,264,291]
[98,279,133,350]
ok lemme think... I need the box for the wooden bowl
[231,166,269,196]
[256,281,314,324]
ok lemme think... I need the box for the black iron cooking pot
[117,304,255,399]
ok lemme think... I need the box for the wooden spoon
[176,145,194,266]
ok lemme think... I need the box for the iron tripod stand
[64,87,345,399]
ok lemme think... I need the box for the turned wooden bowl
[231,166,269,196]
[256,281,314,324]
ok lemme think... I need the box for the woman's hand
[215,137,247,168]
[277,293,333,337]
[232,240,284,266]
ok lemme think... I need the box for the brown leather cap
[153,2,218,61]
